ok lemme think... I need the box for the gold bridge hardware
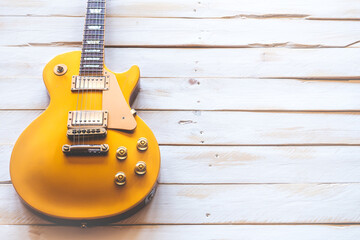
[67,128,107,139]
[62,144,109,155]
[71,75,109,91]
[67,111,108,129]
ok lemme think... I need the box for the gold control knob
[54,64,67,76]
[135,161,147,175]
[116,147,127,160]
[137,137,148,151]
[115,172,126,186]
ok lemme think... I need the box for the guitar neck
[80,0,106,76]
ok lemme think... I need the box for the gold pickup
[71,75,109,91]
[67,111,108,128]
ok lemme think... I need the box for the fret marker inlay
[89,9,102,14]
[86,40,101,44]
[84,58,101,61]
[84,65,100,68]
[88,26,102,30]
[84,49,101,53]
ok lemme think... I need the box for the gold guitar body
[10,51,160,222]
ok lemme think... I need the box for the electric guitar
[10,0,160,224]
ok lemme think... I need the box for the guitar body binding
[10,51,161,223]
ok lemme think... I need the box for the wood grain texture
[1,0,359,19]
[2,78,360,111]
[1,225,360,240]
[1,47,360,78]
[1,110,360,145]
[1,183,360,224]
[1,145,360,184]
[2,17,360,48]
[1,0,360,237]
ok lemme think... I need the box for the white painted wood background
[1,0,360,239]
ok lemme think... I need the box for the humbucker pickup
[71,75,109,91]
[67,111,108,128]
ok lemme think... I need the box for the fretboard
[80,0,106,76]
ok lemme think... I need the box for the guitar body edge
[9,51,161,223]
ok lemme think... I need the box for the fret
[86,18,105,20]
[84,34,104,38]
[80,67,104,73]
[79,71,104,75]
[87,5,105,9]
[84,29,104,32]
[81,53,103,61]
[81,56,103,60]
[81,61,104,65]
[85,19,105,23]
[84,31,104,35]
[83,46,104,49]
[84,34,104,37]
[85,20,105,25]
[82,47,104,51]
[86,13,105,17]
[81,53,104,56]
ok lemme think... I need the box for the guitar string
[75,0,88,146]
[94,1,103,144]
[89,0,95,145]
[93,0,101,145]
[98,0,106,145]
[91,0,103,145]
[94,1,102,144]
[74,0,105,146]
[81,0,92,146]
[85,0,94,146]
[80,0,89,146]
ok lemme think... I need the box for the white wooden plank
[159,146,360,183]
[2,78,360,111]
[1,145,360,184]
[1,110,360,145]
[0,0,359,19]
[1,225,360,240]
[0,145,11,183]
[2,17,360,47]
[0,183,359,224]
[1,47,360,78]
